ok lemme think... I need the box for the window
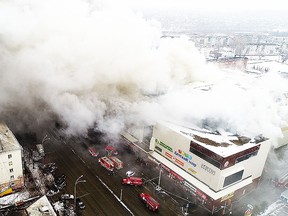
[155,146,162,153]
[10,175,14,180]
[236,151,258,163]
[8,154,12,159]
[9,161,13,166]
[9,168,13,173]
[223,170,244,187]
[190,147,221,168]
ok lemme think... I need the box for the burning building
[0,123,24,197]
[146,121,271,214]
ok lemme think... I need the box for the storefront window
[223,170,244,187]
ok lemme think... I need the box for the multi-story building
[0,123,24,196]
[147,121,271,214]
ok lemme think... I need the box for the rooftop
[160,121,267,157]
[0,123,22,153]
[26,195,57,216]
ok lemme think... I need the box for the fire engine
[139,193,160,211]
[109,156,124,169]
[98,157,114,171]
[277,172,288,188]
[105,145,118,156]
[122,177,143,186]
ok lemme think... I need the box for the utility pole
[156,166,162,191]
[74,175,86,211]
[120,187,123,201]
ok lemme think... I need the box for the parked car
[36,144,45,157]
[61,194,74,200]
[47,189,59,197]
[122,177,143,186]
[41,163,57,173]
[55,173,66,185]
[76,198,85,209]
[47,185,59,197]
[88,147,99,157]
[126,170,135,177]
[56,180,66,190]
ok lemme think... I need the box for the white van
[280,190,288,203]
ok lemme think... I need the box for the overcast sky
[122,0,287,12]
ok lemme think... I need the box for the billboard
[154,138,199,176]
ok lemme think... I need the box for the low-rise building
[26,195,57,216]
[0,123,24,196]
[207,56,248,71]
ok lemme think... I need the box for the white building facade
[0,123,24,195]
[148,121,271,213]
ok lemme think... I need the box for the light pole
[120,187,123,201]
[155,166,162,191]
[74,175,86,210]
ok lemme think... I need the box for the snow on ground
[247,59,288,73]
[0,191,30,206]
[257,200,288,216]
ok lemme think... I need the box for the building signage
[155,139,173,152]
[188,167,197,175]
[165,152,172,159]
[174,149,197,167]
[196,190,207,200]
[165,152,184,166]
[201,164,216,175]
[175,158,184,166]
[184,181,196,193]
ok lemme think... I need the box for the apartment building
[0,123,24,196]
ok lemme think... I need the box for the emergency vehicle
[109,156,124,169]
[122,177,143,186]
[98,157,114,171]
[277,172,288,188]
[140,193,160,211]
[105,145,118,156]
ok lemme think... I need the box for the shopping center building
[123,121,272,214]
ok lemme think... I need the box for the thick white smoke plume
[0,0,288,144]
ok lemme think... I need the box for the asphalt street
[19,127,286,216]
[43,128,185,216]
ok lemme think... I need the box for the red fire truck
[139,193,160,211]
[109,156,124,170]
[122,177,143,186]
[277,172,288,188]
[98,157,114,171]
[105,145,118,156]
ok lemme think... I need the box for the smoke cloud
[1,0,288,145]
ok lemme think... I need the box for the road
[42,132,130,216]
[43,128,184,216]
[20,127,268,216]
